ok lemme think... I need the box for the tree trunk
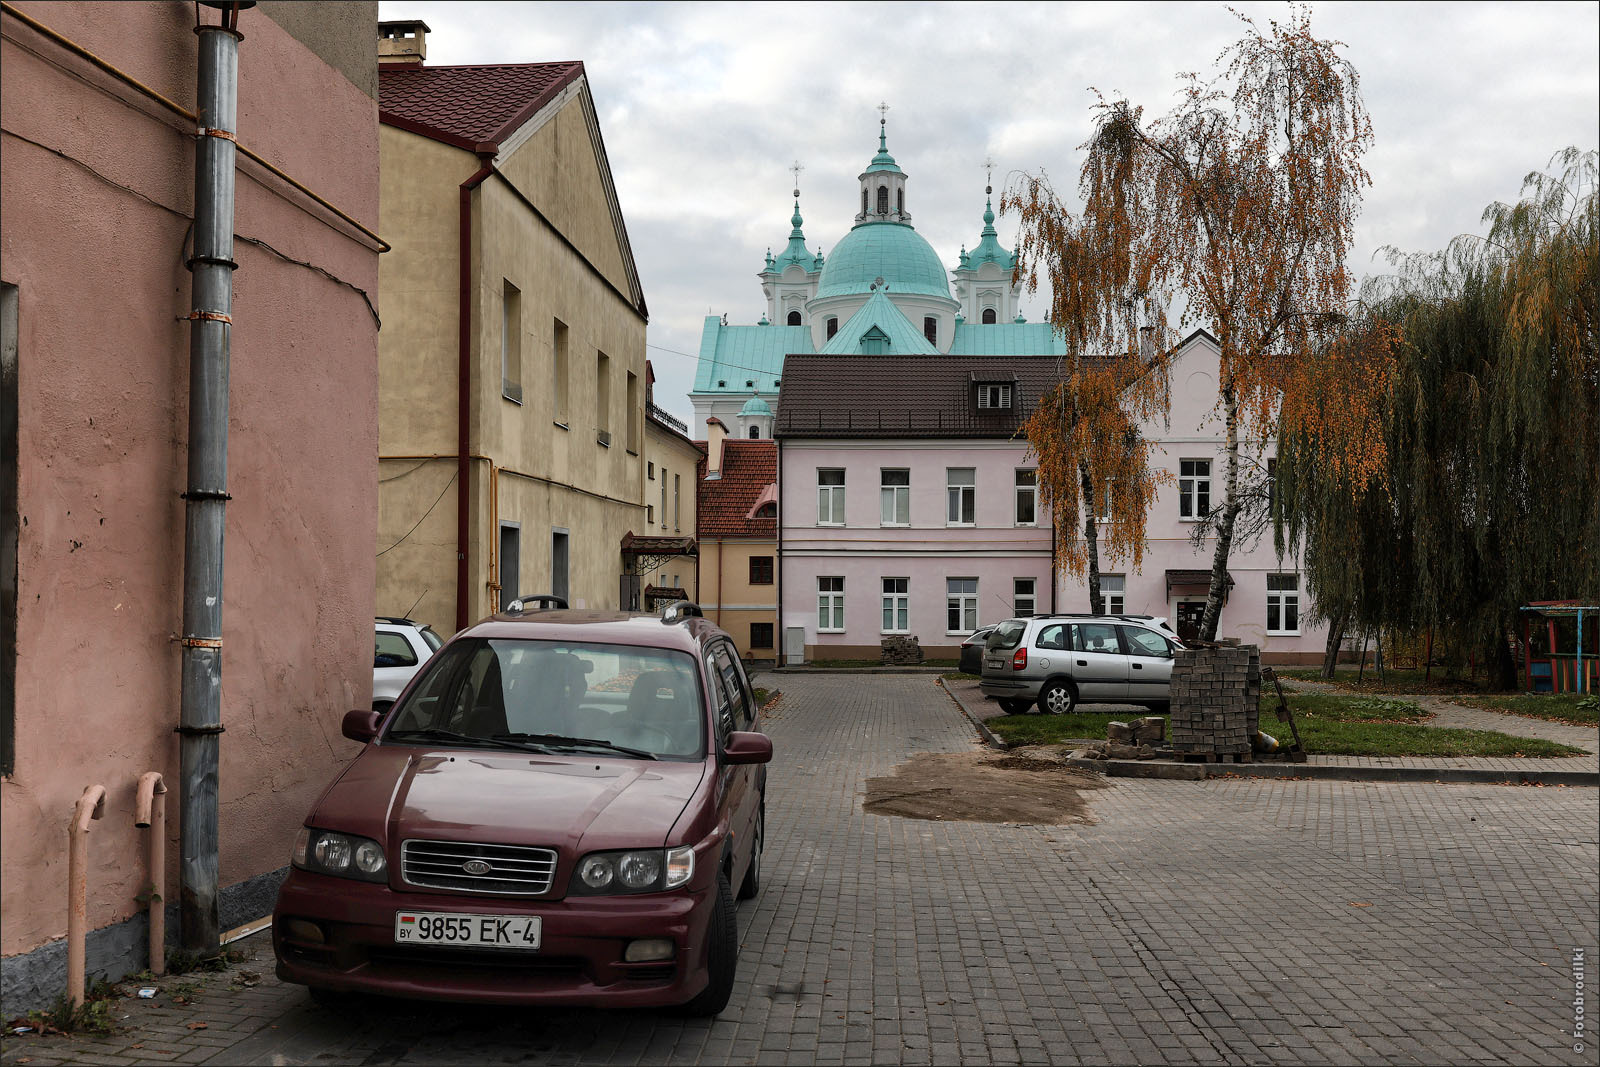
[1486,617,1519,692]
[1320,608,1347,679]
[1199,370,1242,642]
[1081,462,1105,615]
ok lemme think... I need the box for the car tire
[371,700,393,715]
[679,873,737,1017]
[998,698,1033,715]
[1039,680,1078,716]
[737,803,763,901]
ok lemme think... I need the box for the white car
[373,617,441,712]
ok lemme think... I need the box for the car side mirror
[722,731,773,765]
[342,709,381,743]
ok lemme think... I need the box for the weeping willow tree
[1278,148,1600,685]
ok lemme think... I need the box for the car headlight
[292,827,387,883]
[569,846,694,895]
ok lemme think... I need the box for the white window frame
[977,383,1012,409]
[880,468,910,526]
[1266,574,1301,635]
[1014,468,1037,526]
[946,578,979,634]
[817,468,846,526]
[946,468,976,526]
[1101,574,1126,615]
[881,577,909,634]
[818,576,845,632]
[1013,578,1036,618]
[1179,459,1211,520]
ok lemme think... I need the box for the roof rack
[376,615,419,626]
[661,600,704,624]
[504,593,569,613]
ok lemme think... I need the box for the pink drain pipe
[135,772,168,975]
[67,784,106,1007]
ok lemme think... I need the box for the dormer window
[860,326,890,355]
[977,383,1012,409]
[877,185,888,214]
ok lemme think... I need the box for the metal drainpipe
[178,12,242,957]
[457,156,495,632]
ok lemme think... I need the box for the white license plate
[394,911,541,950]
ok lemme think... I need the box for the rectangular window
[881,578,909,633]
[977,383,1012,409]
[673,473,681,530]
[625,371,639,452]
[550,529,569,603]
[750,622,775,649]
[817,468,845,525]
[647,461,655,480]
[818,576,845,632]
[660,476,668,528]
[923,316,938,345]
[826,316,838,339]
[880,468,910,526]
[553,319,569,424]
[1015,469,1037,525]
[501,280,522,403]
[1267,574,1300,634]
[749,556,774,585]
[946,578,978,633]
[1101,574,1126,614]
[947,468,976,525]
[1014,578,1036,618]
[596,351,611,445]
[1179,459,1211,519]
[498,523,521,610]
[1,283,16,777]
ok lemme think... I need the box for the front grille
[401,839,558,895]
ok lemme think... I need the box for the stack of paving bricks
[1169,643,1260,757]
[879,634,923,665]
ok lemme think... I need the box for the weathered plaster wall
[1,0,378,976]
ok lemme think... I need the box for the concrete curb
[1062,756,1600,786]
[773,665,956,675]
[940,678,1011,749]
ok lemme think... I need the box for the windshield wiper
[386,727,551,753]
[493,732,657,760]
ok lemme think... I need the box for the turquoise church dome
[815,221,953,300]
[738,394,773,417]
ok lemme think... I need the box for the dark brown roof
[698,439,777,539]
[379,62,585,152]
[774,354,1064,439]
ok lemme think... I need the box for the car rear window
[419,627,443,652]
[386,639,706,760]
[987,619,1027,650]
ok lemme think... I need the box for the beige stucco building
[375,23,650,631]
[696,424,780,661]
[633,364,702,607]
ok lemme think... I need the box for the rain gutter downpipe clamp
[178,10,242,958]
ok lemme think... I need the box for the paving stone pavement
[3,674,1595,1066]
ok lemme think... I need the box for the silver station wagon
[979,614,1183,715]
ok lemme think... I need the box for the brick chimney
[705,417,728,478]
[379,20,429,66]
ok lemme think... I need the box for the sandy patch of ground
[862,745,1107,824]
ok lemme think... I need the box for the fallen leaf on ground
[187,1022,208,1030]
[1348,901,1372,907]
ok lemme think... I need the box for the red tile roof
[698,440,777,539]
[379,62,585,152]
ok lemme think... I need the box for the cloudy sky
[379,1,1599,426]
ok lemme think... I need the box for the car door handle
[1076,659,1087,666]
[1132,663,1143,670]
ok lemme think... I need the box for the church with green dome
[690,116,1067,433]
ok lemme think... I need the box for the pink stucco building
[2,1,380,1009]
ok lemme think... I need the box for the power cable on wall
[376,470,457,558]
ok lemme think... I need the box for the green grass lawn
[942,671,981,681]
[1274,666,1484,695]
[985,690,1588,758]
[1448,693,1599,727]
[805,657,960,668]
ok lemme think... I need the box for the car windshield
[385,638,706,760]
[987,620,1027,650]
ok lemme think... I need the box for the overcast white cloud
[379,1,1599,426]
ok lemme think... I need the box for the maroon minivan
[272,603,771,1016]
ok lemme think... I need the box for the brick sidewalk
[4,674,1595,1066]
